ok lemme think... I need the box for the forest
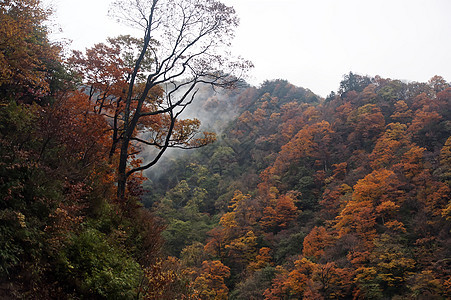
[1,0,450,299]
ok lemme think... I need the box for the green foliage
[156,180,215,257]
[229,266,276,300]
[369,234,416,296]
[339,71,373,94]
[1,3,450,298]
[0,102,61,278]
[377,79,405,103]
[273,231,306,264]
[150,75,451,299]
[58,228,142,299]
[0,101,37,136]
[163,219,211,256]
[0,210,26,275]
[0,4,156,296]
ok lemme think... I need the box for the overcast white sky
[44,0,451,97]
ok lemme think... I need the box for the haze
[45,0,451,97]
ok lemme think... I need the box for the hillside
[1,0,450,299]
[147,74,451,299]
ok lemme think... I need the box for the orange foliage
[369,122,410,170]
[421,182,450,217]
[320,183,352,219]
[287,258,317,296]
[220,190,260,233]
[409,109,442,135]
[335,169,404,242]
[204,226,226,259]
[263,265,291,300]
[224,230,258,264]
[302,226,334,260]
[0,0,59,101]
[390,100,412,123]
[190,260,231,300]
[260,189,298,232]
[248,247,273,272]
[206,191,261,261]
[269,121,333,178]
[347,104,385,143]
[142,257,180,299]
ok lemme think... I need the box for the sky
[44,0,451,97]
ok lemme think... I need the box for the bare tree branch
[107,0,251,199]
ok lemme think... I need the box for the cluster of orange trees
[1,0,450,299]
[150,76,450,298]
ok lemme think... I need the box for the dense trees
[0,0,246,298]
[2,0,450,298]
[0,2,159,295]
[149,73,451,298]
[0,0,61,103]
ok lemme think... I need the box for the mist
[140,83,245,181]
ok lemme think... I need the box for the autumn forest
[1,0,450,299]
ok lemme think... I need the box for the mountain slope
[148,74,451,299]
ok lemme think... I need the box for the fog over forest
[1,0,450,299]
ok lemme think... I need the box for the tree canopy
[1,0,450,298]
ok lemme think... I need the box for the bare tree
[109,0,252,199]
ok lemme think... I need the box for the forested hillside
[1,0,450,299]
[148,75,451,299]
[1,1,170,298]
